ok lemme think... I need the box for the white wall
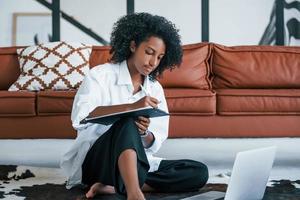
[0,0,275,47]
[210,0,274,45]
[0,0,126,46]
[60,0,126,44]
[135,0,202,45]
[0,0,49,46]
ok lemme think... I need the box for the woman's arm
[87,103,135,119]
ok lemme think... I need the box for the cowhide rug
[0,165,300,200]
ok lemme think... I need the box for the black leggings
[146,159,208,193]
[82,117,208,198]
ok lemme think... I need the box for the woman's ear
[130,41,136,52]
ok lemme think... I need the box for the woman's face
[129,36,166,76]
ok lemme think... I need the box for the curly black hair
[110,12,183,80]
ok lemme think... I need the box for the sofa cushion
[158,43,212,89]
[212,44,300,89]
[164,89,216,115]
[89,46,112,67]
[37,91,76,115]
[0,116,76,139]
[217,89,300,115]
[8,41,92,91]
[0,91,36,116]
[0,47,21,90]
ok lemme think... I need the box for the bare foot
[86,182,115,198]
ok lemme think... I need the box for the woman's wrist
[140,130,154,148]
[140,130,150,137]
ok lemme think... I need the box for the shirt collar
[117,60,151,96]
[117,60,132,85]
[117,60,150,87]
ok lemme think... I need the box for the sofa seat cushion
[164,89,216,115]
[0,91,36,116]
[37,91,76,115]
[217,89,300,115]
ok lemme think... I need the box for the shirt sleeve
[145,82,169,154]
[71,69,104,131]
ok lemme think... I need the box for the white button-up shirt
[60,61,169,189]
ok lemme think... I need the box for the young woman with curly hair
[61,12,208,200]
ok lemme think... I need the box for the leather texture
[165,89,216,114]
[212,44,300,88]
[37,91,76,115]
[0,47,21,90]
[158,43,211,89]
[0,116,76,139]
[0,91,35,116]
[216,89,300,115]
[89,46,112,67]
[168,115,300,138]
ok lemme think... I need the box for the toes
[85,190,95,199]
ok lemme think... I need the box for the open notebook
[80,106,169,125]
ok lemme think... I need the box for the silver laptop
[181,146,277,200]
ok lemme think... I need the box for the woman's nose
[150,57,158,67]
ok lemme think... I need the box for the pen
[140,84,161,104]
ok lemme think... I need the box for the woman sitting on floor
[60,12,208,200]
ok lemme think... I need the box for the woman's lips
[144,66,152,73]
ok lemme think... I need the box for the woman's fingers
[137,117,150,129]
[138,120,149,128]
[135,121,147,133]
[149,96,160,104]
[133,96,160,109]
[138,116,150,123]
[148,101,158,109]
[147,97,159,108]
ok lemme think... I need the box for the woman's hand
[135,116,150,134]
[132,96,158,134]
[132,96,160,109]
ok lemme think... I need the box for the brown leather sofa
[1,43,299,139]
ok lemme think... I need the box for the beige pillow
[9,41,92,91]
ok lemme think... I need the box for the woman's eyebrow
[147,46,165,55]
[147,47,156,52]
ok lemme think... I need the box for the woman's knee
[116,117,136,127]
[193,161,209,187]
[114,117,139,136]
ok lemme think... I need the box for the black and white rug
[0,165,300,200]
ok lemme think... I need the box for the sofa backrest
[157,42,211,89]
[0,47,21,90]
[89,46,112,67]
[212,44,300,89]
[4,42,300,91]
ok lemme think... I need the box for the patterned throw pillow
[8,41,92,91]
